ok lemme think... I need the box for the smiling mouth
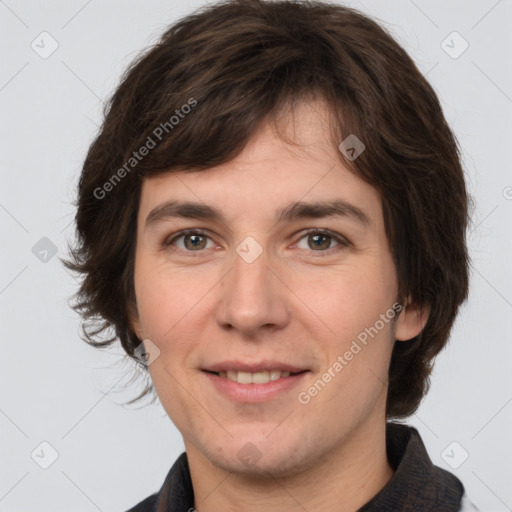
[203,369,307,384]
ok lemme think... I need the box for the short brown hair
[64,0,471,418]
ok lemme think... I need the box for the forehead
[137,100,383,230]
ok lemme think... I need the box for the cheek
[296,262,396,338]
[301,267,396,387]
[134,258,210,340]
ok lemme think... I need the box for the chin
[220,451,308,479]
[202,434,313,479]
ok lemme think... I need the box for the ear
[394,296,430,341]
[127,300,143,340]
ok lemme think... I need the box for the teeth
[237,371,253,384]
[252,371,269,384]
[221,370,293,384]
[270,370,283,381]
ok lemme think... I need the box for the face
[131,101,427,477]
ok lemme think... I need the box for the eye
[163,228,349,255]
[295,229,349,252]
[165,230,216,252]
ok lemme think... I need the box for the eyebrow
[145,199,371,229]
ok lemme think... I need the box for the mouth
[203,369,308,384]
[202,361,310,404]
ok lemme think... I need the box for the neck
[186,420,393,512]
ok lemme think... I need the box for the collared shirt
[126,422,478,511]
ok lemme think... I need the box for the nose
[215,246,290,338]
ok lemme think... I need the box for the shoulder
[123,452,193,512]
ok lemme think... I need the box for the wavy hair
[64,0,471,418]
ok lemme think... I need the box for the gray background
[1,0,511,510]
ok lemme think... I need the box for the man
[65,0,478,510]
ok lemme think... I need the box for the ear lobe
[394,296,430,341]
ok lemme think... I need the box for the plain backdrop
[1,1,511,511]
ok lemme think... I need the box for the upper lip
[203,360,309,373]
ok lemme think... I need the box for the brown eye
[183,233,207,250]
[296,229,350,253]
[307,233,332,250]
[165,230,214,252]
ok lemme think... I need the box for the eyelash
[163,228,350,256]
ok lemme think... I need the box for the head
[65,0,470,474]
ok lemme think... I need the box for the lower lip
[202,371,309,403]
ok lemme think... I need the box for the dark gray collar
[126,422,465,511]
[359,422,464,511]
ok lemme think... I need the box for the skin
[130,100,429,511]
